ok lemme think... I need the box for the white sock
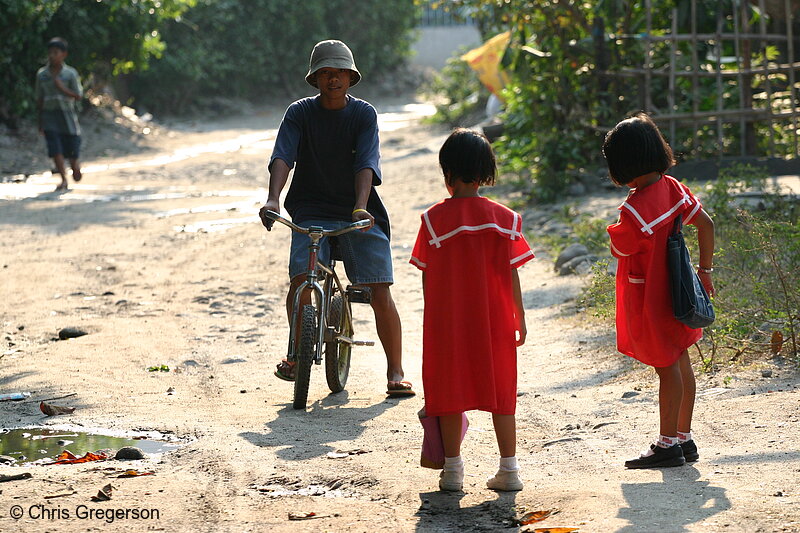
[499,456,519,471]
[444,456,463,472]
[657,434,677,448]
[677,431,692,443]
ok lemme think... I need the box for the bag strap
[671,214,683,235]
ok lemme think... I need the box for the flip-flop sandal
[386,380,415,397]
[274,360,296,382]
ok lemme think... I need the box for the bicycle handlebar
[261,210,371,236]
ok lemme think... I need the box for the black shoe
[625,443,686,469]
[679,439,699,462]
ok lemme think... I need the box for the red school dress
[410,196,534,416]
[607,174,704,368]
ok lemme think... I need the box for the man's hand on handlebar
[259,200,281,230]
[352,207,374,231]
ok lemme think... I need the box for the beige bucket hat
[305,40,361,88]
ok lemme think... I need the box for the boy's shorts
[288,219,394,285]
[44,131,81,159]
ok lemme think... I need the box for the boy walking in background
[35,37,83,191]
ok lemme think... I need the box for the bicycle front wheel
[293,304,316,410]
[325,292,352,393]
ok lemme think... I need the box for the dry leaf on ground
[91,483,113,501]
[117,470,155,477]
[770,330,784,354]
[39,401,76,416]
[288,511,328,520]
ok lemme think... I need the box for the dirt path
[1,102,798,532]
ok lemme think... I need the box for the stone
[115,446,145,460]
[558,254,597,276]
[554,243,590,271]
[58,327,88,340]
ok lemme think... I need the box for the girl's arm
[512,269,526,346]
[692,208,716,297]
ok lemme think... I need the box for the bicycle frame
[262,211,368,365]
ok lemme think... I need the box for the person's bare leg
[440,414,464,458]
[69,158,82,182]
[438,413,465,491]
[676,350,695,434]
[487,413,523,490]
[654,360,683,438]
[492,414,516,458]
[366,283,404,383]
[53,154,68,190]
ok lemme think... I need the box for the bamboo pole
[670,8,678,145]
[605,62,800,77]
[759,0,775,153]
[644,0,652,114]
[734,0,746,155]
[785,0,798,155]
[716,6,724,158]
[614,32,789,41]
[692,0,699,153]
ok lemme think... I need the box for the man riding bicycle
[259,39,414,397]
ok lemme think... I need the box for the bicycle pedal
[353,339,376,347]
[346,285,372,304]
[335,335,375,347]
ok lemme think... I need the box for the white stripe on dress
[410,256,427,269]
[422,211,441,248]
[427,223,521,247]
[510,249,534,266]
[610,241,630,257]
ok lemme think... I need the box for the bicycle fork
[287,228,328,365]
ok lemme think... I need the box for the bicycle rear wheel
[293,304,316,410]
[325,292,352,393]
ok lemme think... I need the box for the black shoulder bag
[667,214,715,328]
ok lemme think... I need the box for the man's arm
[53,76,81,100]
[352,168,375,228]
[258,158,291,229]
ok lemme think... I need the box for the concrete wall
[410,26,482,70]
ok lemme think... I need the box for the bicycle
[261,210,375,409]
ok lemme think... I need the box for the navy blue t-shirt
[269,95,390,238]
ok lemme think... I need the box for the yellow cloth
[461,31,511,100]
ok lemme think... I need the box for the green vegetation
[1,0,418,122]
[129,0,418,114]
[0,0,195,125]
[425,0,800,200]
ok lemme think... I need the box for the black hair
[439,128,497,186]
[47,37,68,51]
[602,112,675,185]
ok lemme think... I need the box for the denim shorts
[288,219,394,285]
[44,131,81,159]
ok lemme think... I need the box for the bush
[691,165,800,367]
[128,0,419,114]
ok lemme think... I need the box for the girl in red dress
[411,129,533,491]
[603,113,716,468]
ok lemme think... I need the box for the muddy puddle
[0,427,182,465]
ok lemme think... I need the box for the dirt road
[1,100,798,532]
